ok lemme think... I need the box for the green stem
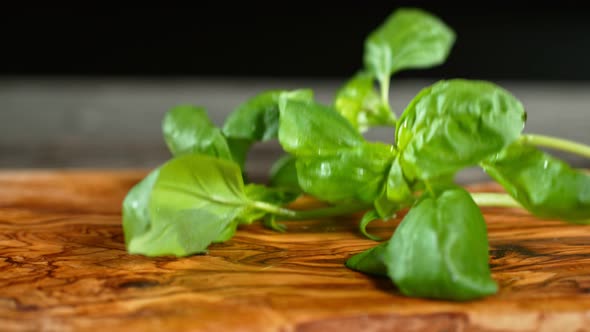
[471,193,522,208]
[520,134,590,159]
[378,75,396,120]
[251,201,371,221]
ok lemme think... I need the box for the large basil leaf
[385,186,498,301]
[334,71,395,132]
[396,79,526,180]
[162,105,232,160]
[364,8,455,80]
[482,142,590,223]
[127,154,250,257]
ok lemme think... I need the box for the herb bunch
[122,8,590,301]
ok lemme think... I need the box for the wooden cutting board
[1,170,590,332]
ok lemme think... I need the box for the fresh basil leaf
[278,99,365,156]
[162,105,232,160]
[384,157,413,202]
[364,8,455,80]
[263,215,287,233]
[359,209,383,241]
[345,242,388,277]
[385,186,498,301]
[223,89,313,141]
[373,190,402,220]
[334,71,395,132]
[226,138,253,171]
[269,154,301,192]
[482,142,590,223]
[396,79,526,180]
[372,156,414,219]
[128,154,249,257]
[122,168,160,245]
[237,184,300,224]
[295,142,395,203]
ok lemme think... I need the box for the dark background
[2,3,590,80]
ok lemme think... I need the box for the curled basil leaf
[482,141,590,223]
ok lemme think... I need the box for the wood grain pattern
[1,171,590,331]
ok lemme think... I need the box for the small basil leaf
[345,242,388,277]
[122,168,160,245]
[374,190,402,220]
[373,157,413,219]
[334,71,395,132]
[237,184,300,224]
[223,89,313,141]
[278,99,365,156]
[364,8,455,79]
[128,154,249,257]
[396,79,526,180]
[359,209,383,241]
[226,138,253,171]
[295,142,395,203]
[482,142,590,223]
[269,154,301,192]
[385,186,498,301]
[162,105,232,160]
[385,157,413,203]
[263,215,287,233]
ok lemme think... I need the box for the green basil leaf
[358,209,383,241]
[127,209,231,257]
[162,105,232,160]
[278,99,365,156]
[223,89,313,141]
[334,71,395,132]
[364,8,455,79]
[295,142,395,203]
[396,79,526,180]
[346,242,388,277]
[385,186,498,301]
[237,184,300,224]
[263,215,287,233]
[269,154,301,192]
[374,190,402,220]
[128,154,249,257]
[122,168,160,245]
[384,157,413,202]
[482,142,590,223]
[214,220,239,243]
[226,138,253,171]
[372,156,414,219]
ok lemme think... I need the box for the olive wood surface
[1,170,590,331]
